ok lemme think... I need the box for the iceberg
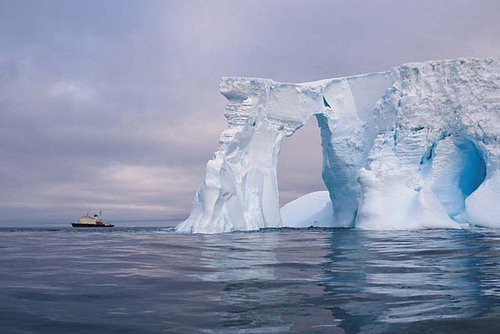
[176,58,500,233]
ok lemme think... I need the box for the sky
[0,0,499,224]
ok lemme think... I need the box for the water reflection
[320,229,500,333]
[187,228,500,333]
[1,227,499,333]
[195,230,342,333]
[193,232,280,281]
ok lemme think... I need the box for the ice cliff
[176,58,500,233]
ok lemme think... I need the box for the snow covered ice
[176,58,500,233]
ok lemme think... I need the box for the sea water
[1,225,499,333]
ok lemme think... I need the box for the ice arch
[176,73,394,233]
[176,58,500,233]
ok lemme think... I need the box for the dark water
[1,226,500,334]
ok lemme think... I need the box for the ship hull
[71,223,114,227]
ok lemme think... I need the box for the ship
[71,212,114,227]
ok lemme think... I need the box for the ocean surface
[1,223,500,334]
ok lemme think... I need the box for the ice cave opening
[457,139,487,197]
[425,136,488,221]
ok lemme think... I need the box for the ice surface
[465,170,500,228]
[176,58,500,233]
[280,191,333,228]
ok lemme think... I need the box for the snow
[177,58,500,233]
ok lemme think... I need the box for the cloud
[0,0,499,224]
[49,80,97,104]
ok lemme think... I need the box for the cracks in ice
[420,142,436,168]
[322,96,332,109]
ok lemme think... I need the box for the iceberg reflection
[320,229,500,333]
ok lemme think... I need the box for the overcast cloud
[0,0,499,224]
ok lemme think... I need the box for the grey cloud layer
[0,0,499,223]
